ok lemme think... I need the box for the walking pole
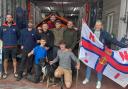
[75,40,81,88]
[76,69,79,88]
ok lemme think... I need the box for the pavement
[0,63,127,89]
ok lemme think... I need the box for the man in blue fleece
[17,21,37,81]
[0,15,20,79]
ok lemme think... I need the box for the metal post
[125,0,128,34]
[0,0,2,26]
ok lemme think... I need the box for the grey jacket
[52,50,79,69]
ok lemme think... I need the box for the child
[27,37,47,83]
[50,41,80,89]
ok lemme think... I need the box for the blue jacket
[19,28,37,51]
[0,22,20,48]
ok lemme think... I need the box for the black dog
[41,61,58,87]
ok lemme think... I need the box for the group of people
[0,14,80,89]
[0,14,127,89]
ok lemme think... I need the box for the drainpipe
[126,0,128,34]
[28,0,32,21]
[118,0,128,38]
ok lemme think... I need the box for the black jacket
[40,30,54,49]
[92,29,127,48]
[63,28,78,49]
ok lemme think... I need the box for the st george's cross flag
[79,20,128,88]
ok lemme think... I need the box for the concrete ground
[0,63,127,89]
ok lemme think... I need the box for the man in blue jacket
[0,14,20,79]
[17,21,37,81]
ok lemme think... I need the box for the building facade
[102,0,128,39]
[79,0,128,40]
[29,2,42,26]
[0,0,42,26]
[0,0,27,25]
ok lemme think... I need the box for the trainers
[14,73,18,78]
[22,72,26,76]
[82,78,89,85]
[96,81,101,89]
[2,73,8,79]
[16,76,22,81]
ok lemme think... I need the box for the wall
[30,2,42,26]
[118,0,128,39]
[102,0,121,38]
[0,0,28,25]
[0,0,42,27]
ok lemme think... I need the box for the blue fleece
[33,45,47,64]
[20,28,37,51]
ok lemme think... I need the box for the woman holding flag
[82,20,127,89]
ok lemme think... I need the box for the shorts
[55,66,72,84]
[3,47,17,59]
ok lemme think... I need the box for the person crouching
[50,41,80,88]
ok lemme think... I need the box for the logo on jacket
[13,29,16,31]
[32,34,34,36]
[3,29,7,31]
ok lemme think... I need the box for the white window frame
[106,12,114,34]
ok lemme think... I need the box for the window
[106,13,114,34]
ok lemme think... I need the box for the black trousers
[53,46,59,59]
[27,64,42,83]
[34,64,42,82]
[47,48,54,61]
[18,50,33,77]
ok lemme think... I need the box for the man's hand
[76,63,80,70]
[21,46,24,49]
[45,47,50,50]
[49,61,54,65]
[37,40,40,43]
[28,50,33,57]
[28,53,31,57]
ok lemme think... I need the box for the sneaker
[96,81,101,89]
[14,73,18,78]
[2,73,8,79]
[82,78,89,85]
[22,72,26,76]
[27,75,40,83]
[16,76,22,81]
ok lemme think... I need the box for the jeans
[85,66,102,81]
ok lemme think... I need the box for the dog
[41,61,58,87]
